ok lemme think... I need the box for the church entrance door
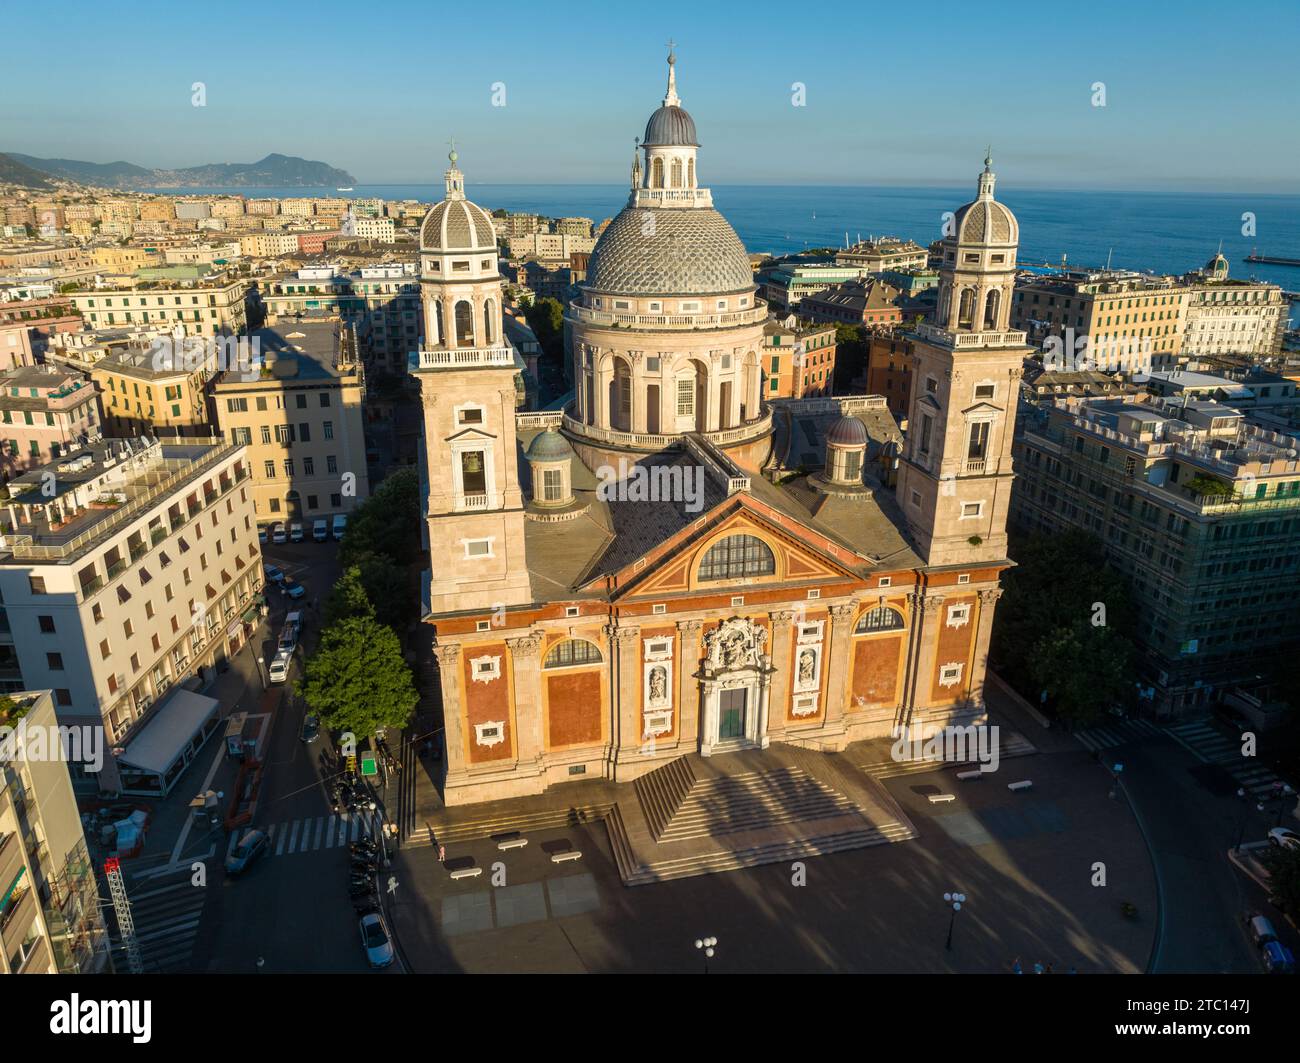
[718,688,747,740]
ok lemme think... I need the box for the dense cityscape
[2,0,1299,1044]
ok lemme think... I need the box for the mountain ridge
[5,152,357,189]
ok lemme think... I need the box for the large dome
[952,198,1018,246]
[643,104,698,147]
[420,198,496,252]
[585,206,753,296]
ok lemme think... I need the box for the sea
[149,183,1300,326]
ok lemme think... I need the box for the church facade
[413,55,1029,806]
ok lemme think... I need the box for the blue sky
[4,0,1298,191]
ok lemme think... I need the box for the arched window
[671,158,683,188]
[687,158,695,188]
[454,300,475,347]
[651,158,664,189]
[544,639,603,669]
[957,288,975,329]
[855,606,905,633]
[698,534,775,582]
[483,299,496,345]
[983,289,999,330]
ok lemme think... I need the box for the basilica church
[412,52,1029,820]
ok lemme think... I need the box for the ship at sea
[336,186,354,192]
[1245,249,1300,267]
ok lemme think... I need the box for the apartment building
[1011,395,1300,717]
[341,214,395,242]
[279,199,315,218]
[1182,266,1286,359]
[1,690,111,974]
[835,237,928,272]
[91,246,162,272]
[505,232,595,261]
[0,323,35,371]
[762,317,837,399]
[261,265,420,370]
[91,345,214,438]
[0,365,101,473]
[798,277,904,329]
[864,330,917,419]
[1011,269,1187,371]
[213,321,369,527]
[0,438,262,793]
[756,261,870,311]
[239,232,301,258]
[71,278,247,336]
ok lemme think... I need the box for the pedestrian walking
[1011,957,1023,975]
[1033,961,1045,975]
[437,844,446,863]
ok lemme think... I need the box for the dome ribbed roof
[525,429,573,461]
[585,206,753,296]
[420,198,497,252]
[953,198,1018,246]
[643,105,698,147]
[826,416,868,447]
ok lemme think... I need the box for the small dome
[643,104,698,147]
[420,198,496,252]
[525,429,573,461]
[585,205,753,296]
[953,198,1018,246]
[826,416,868,447]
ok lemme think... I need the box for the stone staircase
[857,727,1038,781]
[608,748,917,885]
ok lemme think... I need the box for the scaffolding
[103,857,141,975]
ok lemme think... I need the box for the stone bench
[497,837,528,851]
[927,793,956,804]
[449,866,482,880]
[955,769,983,781]
[550,850,583,864]
[1007,780,1033,793]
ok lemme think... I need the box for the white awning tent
[117,688,221,795]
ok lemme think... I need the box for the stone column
[433,642,467,785]
[766,610,794,741]
[608,624,642,775]
[676,619,702,750]
[967,587,1003,711]
[507,632,544,769]
[820,602,857,741]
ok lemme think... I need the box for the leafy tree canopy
[299,615,418,737]
[339,466,420,569]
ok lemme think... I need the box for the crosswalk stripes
[258,812,377,858]
[1072,718,1161,754]
[109,868,207,974]
[1166,718,1288,800]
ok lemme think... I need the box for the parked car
[268,651,292,684]
[289,521,304,543]
[300,714,320,743]
[284,579,306,601]
[312,519,328,542]
[271,523,287,544]
[1269,827,1300,852]
[332,514,347,541]
[358,911,394,968]
[278,611,302,653]
[264,564,285,585]
[1261,939,1295,974]
[1247,913,1280,947]
[258,527,269,545]
[225,830,268,875]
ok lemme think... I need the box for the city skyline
[4,0,1299,193]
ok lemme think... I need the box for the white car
[359,911,394,968]
[1268,827,1300,852]
[271,523,287,544]
[268,650,292,684]
[289,521,304,543]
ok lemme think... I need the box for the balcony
[150,526,167,545]
[459,493,491,511]
[916,321,1028,349]
[409,344,518,371]
[964,458,987,475]
[566,302,768,332]
[562,404,774,453]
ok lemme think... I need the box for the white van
[312,519,328,542]
[268,651,292,684]
[289,521,304,543]
[332,514,347,541]
[271,522,287,544]
[278,611,302,654]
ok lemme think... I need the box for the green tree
[323,565,374,627]
[991,529,1138,728]
[339,466,420,569]
[299,615,418,737]
[523,296,565,360]
[354,551,416,631]
[1261,844,1300,916]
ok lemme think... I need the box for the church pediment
[960,401,1004,417]
[446,427,497,443]
[917,394,942,412]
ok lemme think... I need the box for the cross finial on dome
[984,146,993,170]
[663,41,681,106]
[443,137,465,200]
[978,148,996,200]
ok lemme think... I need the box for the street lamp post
[944,892,966,952]
[694,936,717,974]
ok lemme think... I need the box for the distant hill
[0,152,54,189]
[6,152,356,189]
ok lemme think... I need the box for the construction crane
[103,858,142,975]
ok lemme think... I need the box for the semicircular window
[856,606,905,633]
[543,639,603,669]
[697,534,775,582]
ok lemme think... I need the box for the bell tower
[412,150,532,613]
[895,154,1028,568]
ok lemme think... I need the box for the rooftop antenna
[1105,248,1113,271]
